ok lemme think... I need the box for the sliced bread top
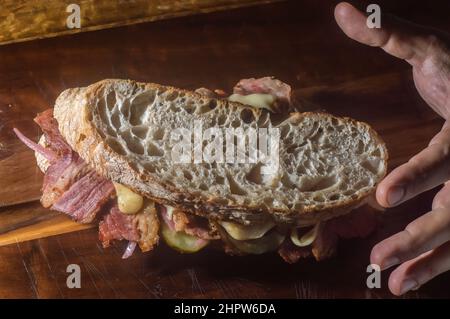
[53,79,387,225]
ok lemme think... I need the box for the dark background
[0,0,449,298]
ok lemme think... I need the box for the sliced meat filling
[98,200,160,258]
[52,170,115,223]
[14,109,158,257]
[278,239,312,264]
[159,205,219,241]
[34,109,72,156]
[15,109,114,223]
[99,205,140,246]
[41,152,89,208]
[278,207,379,262]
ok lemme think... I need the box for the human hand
[334,2,450,295]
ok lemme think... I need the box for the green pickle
[161,222,209,253]
[228,230,285,254]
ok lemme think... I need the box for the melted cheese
[113,182,144,214]
[228,93,275,111]
[220,220,275,240]
[290,224,319,247]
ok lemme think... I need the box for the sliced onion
[159,205,176,231]
[13,128,56,161]
[290,224,319,247]
[122,241,137,259]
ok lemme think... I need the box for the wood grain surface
[0,0,450,298]
[0,0,279,45]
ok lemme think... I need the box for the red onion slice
[122,241,137,259]
[13,128,56,161]
[158,205,176,231]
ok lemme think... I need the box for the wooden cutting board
[0,202,93,247]
[1,0,450,298]
[0,0,280,45]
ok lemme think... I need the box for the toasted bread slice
[53,79,387,225]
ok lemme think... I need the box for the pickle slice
[227,230,285,255]
[161,222,209,253]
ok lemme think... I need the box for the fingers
[388,241,450,295]
[376,123,450,208]
[334,2,384,47]
[334,2,436,66]
[370,207,450,270]
[433,182,450,210]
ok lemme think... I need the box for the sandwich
[14,77,387,262]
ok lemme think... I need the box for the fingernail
[400,279,419,295]
[381,257,400,270]
[387,186,405,206]
[411,285,421,291]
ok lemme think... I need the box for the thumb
[334,2,437,66]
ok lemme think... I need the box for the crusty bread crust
[53,79,388,225]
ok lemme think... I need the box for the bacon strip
[52,171,115,223]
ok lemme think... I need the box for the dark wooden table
[1,0,450,298]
